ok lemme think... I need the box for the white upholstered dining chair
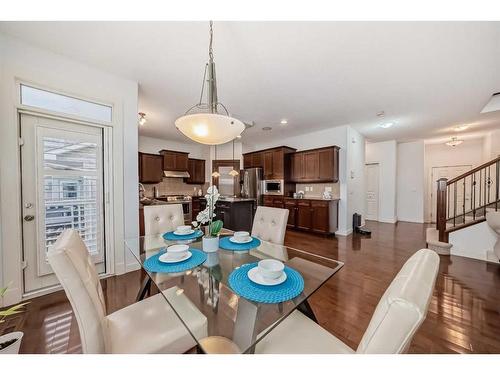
[144,204,184,235]
[256,248,440,354]
[143,204,185,250]
[47,229,207,354]
[251,206,289,245]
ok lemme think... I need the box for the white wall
[424,138,485,222]
[365,140,398,223]
[346,127,366,227]
[243,125,362,236]
[139,135,211,181]
[483,129,500,160]
[397,141,425,223]
[0,34,139,305]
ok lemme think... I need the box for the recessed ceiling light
[454,125,469,132]
[262,126,272,131]
[280,119,288,125]
[376,111,385,117]
[378,122,395,129]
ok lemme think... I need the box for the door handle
[24,215,35,222]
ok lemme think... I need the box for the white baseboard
[336,228,353,236]
[397,217,425,224]
[1,286,22,307]
[378,217,398,224]
[126,262,141,273]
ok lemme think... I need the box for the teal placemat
[162,230,203,241]
[219,236,261,251]
[144,248,207,273]
[228,263,304,304]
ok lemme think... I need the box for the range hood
[163,170,190,178]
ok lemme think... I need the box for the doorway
[20,113,107,293]
[212,159,241,197]
[429,165,472,223]
[365,163,380,221]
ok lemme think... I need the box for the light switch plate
[325,186,332,192]
[305,187,310,192]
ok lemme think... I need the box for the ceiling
[1,21,500,144]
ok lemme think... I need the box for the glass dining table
[124,230,343,354]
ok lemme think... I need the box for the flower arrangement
[192,185,223,238]
[1,285,28,353]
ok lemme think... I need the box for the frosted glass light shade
[175,113,245,145]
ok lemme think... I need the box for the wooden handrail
[447,156,500,185]
[437,156,500,243]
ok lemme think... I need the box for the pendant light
[211,145,220,178]
[228,140,239,177]
[175,21,245,145]
[445,136,463,147]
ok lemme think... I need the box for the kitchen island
[199,197,256,232]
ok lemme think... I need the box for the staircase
[436,156,500,242]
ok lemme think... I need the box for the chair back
[47,229,107,353]
[144,204,184,235]
[251,206,289,245]
[356,249,439,353]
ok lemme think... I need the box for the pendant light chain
[209,20,214,61]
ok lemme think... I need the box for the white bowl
[233,231,250,242]
[258,259,285,280]
[166,244,189,260]
[177,225,192,233]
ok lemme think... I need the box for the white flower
[196,185,220,225]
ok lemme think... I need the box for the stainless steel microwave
[262,179,284,195]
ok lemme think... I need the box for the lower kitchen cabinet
[200,199,255,232]
[265,196,338,235]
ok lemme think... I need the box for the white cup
[166,244,189,260]
[233,231,250,242]
[258,259,285,280]
[177,225,191,234]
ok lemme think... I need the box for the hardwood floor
[2,221,500,353]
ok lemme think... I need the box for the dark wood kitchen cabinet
[290,146,339,183]
[138,152,164,183]
[284,198,297,229]
[267,197,338,235]
[296,200,313,231]
[263,195,284,208]
[159,149,189,171]
[185,158,205,184]
[243,146,295,179]
[200,199,255,232]
[311,200,330,234]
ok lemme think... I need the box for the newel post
[436,178,448,242]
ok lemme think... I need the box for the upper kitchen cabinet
[138,152,164,183]
[185,158,206,184]
[289,146,339,183]
[243,146,296,179]
[159,149,189,171]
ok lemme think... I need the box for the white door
[365,163,380,221]
[20,113,106,293]
[430,165,472,223]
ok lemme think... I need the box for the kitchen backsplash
[295,182,340,199]
[143,177,209,197]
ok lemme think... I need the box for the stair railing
[436,156,500,242]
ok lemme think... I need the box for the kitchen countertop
[284,197,340,201]
[196,196,256,203]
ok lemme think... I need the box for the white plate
[173,229,195,236]
[247,267,287,286]
[229,236,253,244]
[159,251,192,264]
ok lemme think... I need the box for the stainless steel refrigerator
[241,167,263,206]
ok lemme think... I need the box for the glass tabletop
[124,230,343,354]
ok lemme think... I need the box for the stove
[157,195,192,222]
